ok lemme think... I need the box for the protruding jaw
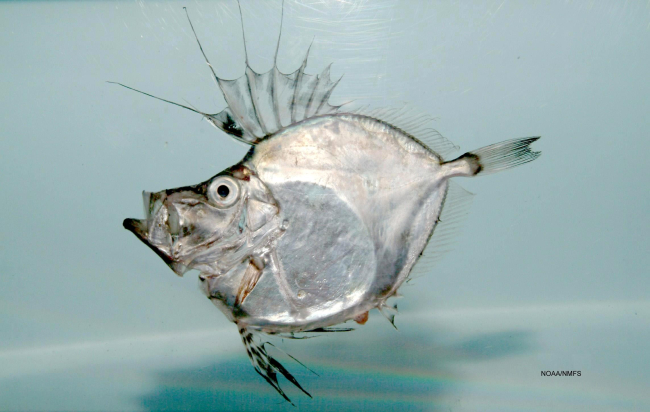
[123,165,282,279]
[123,171,247,277]
[124,217,191,275]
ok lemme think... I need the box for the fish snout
[123,218,148,239]
[123,215,189,277]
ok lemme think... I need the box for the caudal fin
[441,137,541,178]
[465,137,541,175]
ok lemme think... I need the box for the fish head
[124,164,280,277]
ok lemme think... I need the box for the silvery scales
[115,4,540,403]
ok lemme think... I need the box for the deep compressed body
[200,114,448,332]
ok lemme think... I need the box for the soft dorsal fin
[352,104,459,159]
[109,4,343,146]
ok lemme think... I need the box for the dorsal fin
[352,104,459,159]
[210,56,342,144]
[198,3,344,144]
[110,4,344,146]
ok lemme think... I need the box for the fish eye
[208,176,240,208]
[217,185,229,198]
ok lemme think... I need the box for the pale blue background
[1,1,648,411]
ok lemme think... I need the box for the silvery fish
[116,4,540,403]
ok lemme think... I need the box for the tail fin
[442,137,540,178]
[465,137,541,175]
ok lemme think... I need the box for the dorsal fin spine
[274,0,285,65]
[271,69,284,128]
[236,1,249,66]
[183,8,222,98]
[270,1,286,129]
[307,64,331,117]
[315,74,343,115]
[245,67,270,136]
[291,39,313,123]
[236,1,268,137]
[305,71,322,118]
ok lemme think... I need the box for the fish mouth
[123,216,189,277]
[123,217,149,242]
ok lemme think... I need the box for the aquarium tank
[1,1,648,411]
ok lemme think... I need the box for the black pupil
[217,185,230,198]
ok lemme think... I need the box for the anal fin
[378,303,398,330]
[409,181,474,279]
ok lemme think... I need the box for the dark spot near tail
[460,152,482,175]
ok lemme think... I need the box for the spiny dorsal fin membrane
[210,64,342,144]
[190,4,343,145]
[109,6,343,146]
